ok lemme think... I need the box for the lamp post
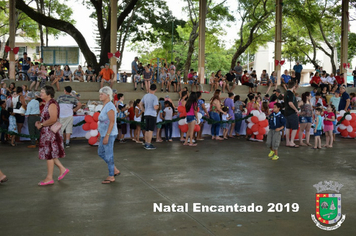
[171,14,174,62]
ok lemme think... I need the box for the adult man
[310,92,323,109]
[293,61,303,85]
[329,90,341,111]
[139,84,159,150]
[25,92,40,148]
[58,86,82,148]
[338,86,351,112]
[353,67,356,87]
[281,70,291,90]
[234,61,243,85]
[99,63,115,88]
[131,57,139,78]
[335,73,345,88]
[225,69,236,92]
[18,52,31,81]
[269,89,282,102]
[85,65,96,82]
[284,81,299,148]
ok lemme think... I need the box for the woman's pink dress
[39,99,65,160]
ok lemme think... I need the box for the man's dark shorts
[285,113,299,130]
[145,115,156,132]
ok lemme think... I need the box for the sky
[48,0,356,71]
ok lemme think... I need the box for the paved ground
[1,136,356,236]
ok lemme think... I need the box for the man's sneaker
[271,155,279,161]
[134,88,137,91]
[146,144,156,150]
[161,88,163,92]
[143,143,149,150]
[65,143,70,148]
[141,87,144,91]
[119,139,126,143]
[268,150,275,158]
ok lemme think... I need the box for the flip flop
[189,143,197,146]
[38,180,54,186]
[0,176,8,183]
[114,172,121,176]
[311,147,318,150]
[102,179,115,184]
[288,145,299,148]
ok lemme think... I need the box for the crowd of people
[1,56,356,185]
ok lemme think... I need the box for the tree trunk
[16,0,139,73]
[183,23,199,81]
[35,0,44,54]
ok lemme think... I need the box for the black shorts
[144,116,156,132]
[117,123,127,134]
[130,123,136,130]
[285,113,299,130]
[15,114,25,124]
[171,81,177,85]
[243,83,254,88]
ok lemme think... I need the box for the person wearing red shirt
[310,72,321,89]
[127,101,135,140]
[335,73,345,88]
[241,70,253,93]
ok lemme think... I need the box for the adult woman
[196,92,209,141]
[22,85,29,100]
[143,66,153,93]
[97,86,120,184]
[63,65,72,82]
[209,89,226,140]
[35,86,68,186]
[73,65,84,82]
[7,82,15,93]
[310,72,321,90]
[178,90,188,142]
[51,65,63,91]
[215,70,226,93]
[224,92,235,138]
[233,95,244,136]
[13,86,27,137]
[298,92,312,146]
[184,92,198,146]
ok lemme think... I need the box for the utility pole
[274,0,282,85]
[340,0,349,85]
[110,0,118,76]
[9,0,16,80]
[198,0,206,84]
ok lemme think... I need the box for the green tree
[230,0,274,69]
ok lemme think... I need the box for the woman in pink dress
[35,86,69,186]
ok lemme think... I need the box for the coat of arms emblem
[311,181,346,230]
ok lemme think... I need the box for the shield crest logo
[315,193,342,225]
[311,181,346,231]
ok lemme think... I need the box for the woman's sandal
[102,179,115,184]
[0,175,8,183]
[189,143,197,146]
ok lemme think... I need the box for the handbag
[50,121,62,134]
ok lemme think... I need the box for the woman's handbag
[50,121,62,134]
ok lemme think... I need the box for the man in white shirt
[310,92,323,109]
[57,86,82,148]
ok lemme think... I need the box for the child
[312,108,323,149]
[261,101,270,116]
[8,108,17,146]
[221,106,230,139]
[133,99,143,143]
[163,100,174,141]
[175,70,182,92]
[1,82,7,101]
[191,72,199,92]
[37,65,47,89]
[350,92,356,110]
[323,104,336,148]
[266,103,285,160]
[127,100,135,140]
[156,103,164,142]
[134,73,144,91]
[209,72,216,93]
